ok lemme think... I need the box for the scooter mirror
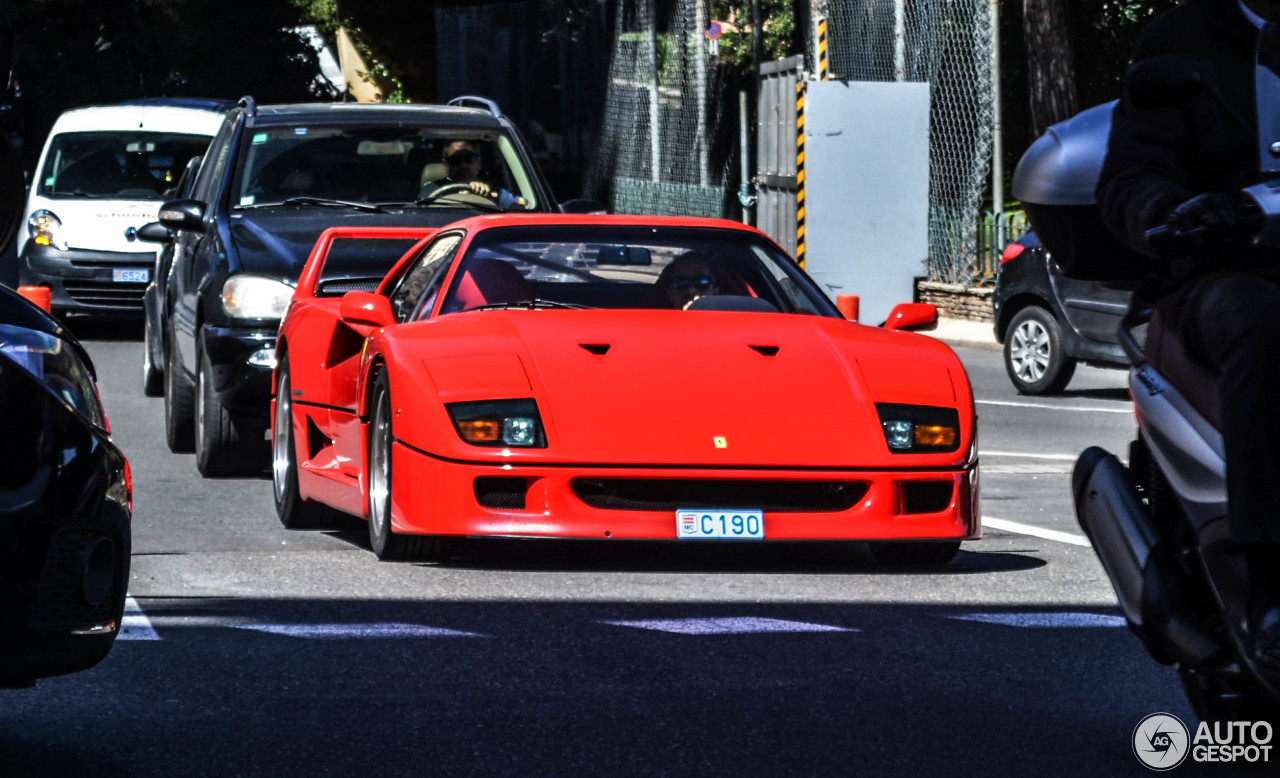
[1125,55,1216,111]
[1257,22,1280,174]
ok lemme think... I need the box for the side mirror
[136,221,172,244]
[1125,55,1216,111]
[883,303,938,332]
[157,199,206,234]
[340,291,395,329]
[559,198,607,214]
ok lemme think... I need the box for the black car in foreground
[144,96,579,477]
[0,283,131,688]
[992,231,1130,394]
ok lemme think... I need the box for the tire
[142,314,163,397]
[194,334,266,477]
[1004,306,1076,395]
[1179,666,1280,724]
[163,319,195,453]
[367,373,454,562]
[869,541,961,566]
[272,358,352,530]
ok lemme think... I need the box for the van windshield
[37,131,212,200]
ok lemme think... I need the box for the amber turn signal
[914,425,957,448]
[457,419,501,443]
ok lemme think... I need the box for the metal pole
[695,0,708,187]
[647,0,661,183]
[990,0,1004,249]
[894,0,906,81]
[739,89,751,224]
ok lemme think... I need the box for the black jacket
[1097,0,1262,266]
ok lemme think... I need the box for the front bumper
[202,325,278,420]
[20,243,154,313]
[389,441,981,541]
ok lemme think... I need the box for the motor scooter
[1013,26,1280,722]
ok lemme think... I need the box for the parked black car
[0,284,131,688]
[992,231,1130,394]
[145,96,577,477]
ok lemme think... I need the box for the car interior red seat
[449,257,532,312]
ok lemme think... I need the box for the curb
[926,317,1001,352]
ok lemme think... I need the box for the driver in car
[1097,0,1280,670]
[421,140,526,209]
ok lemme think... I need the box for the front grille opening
[572,479,869,512]
[900,481,954,514]
[474,476,529,509]
[63,281,146,308]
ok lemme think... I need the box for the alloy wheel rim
[1011,320,1050,383]
[272,373,290,503]
[369,391,390,540]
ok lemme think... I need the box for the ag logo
[1133,713,1190,770]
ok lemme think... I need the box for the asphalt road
[1,322,1266,777]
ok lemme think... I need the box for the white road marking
[982,516,1092,547]
[602,617,856,635]
[951,612,1126,628]
[977,399,1131,414]
[233,623,483,639]
[981,451,1078,460]
[118,596,161,641]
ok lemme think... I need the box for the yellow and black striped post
[818,18,829,82]
[795,79,805,267]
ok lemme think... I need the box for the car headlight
[875,403,961,453]
[221,275,295,320]
[447,399,546,448]
[28,209,65,249]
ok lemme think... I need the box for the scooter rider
[1097,0,1280,670]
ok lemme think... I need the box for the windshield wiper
[273,196,386,213]
[466,299,592,311]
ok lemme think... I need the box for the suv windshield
[230,125,539,210]
[38,131,212,200]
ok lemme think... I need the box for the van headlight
[221,275,295,320]
[875,403,961,453]
[28,210,65,249]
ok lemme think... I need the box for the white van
[18,98,229,314]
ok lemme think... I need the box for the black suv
[145,96,567,476]
[992,231,1130,394]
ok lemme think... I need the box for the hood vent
[579,343,611,355]
[748,345,780,357]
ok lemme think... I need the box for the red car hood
[387,310,972,468]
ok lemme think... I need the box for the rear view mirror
[595,245,652,265]
[136,221,172,244]
[1125,55,1216,110]
[883,303,938,332]
[340,291,395,329]
[157,199,206,234]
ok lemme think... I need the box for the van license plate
[113,268,149,283]
[676,509,765,539]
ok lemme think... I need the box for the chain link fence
[585,0,737,218]
[814,0,994,285]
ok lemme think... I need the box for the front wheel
[163,320,195,453]
[142,314,163,397]
[1004,306,1076,395]
[869,541,961,566]
[273,358,352,530]
[194,335,265,477]
[367,374,454,562]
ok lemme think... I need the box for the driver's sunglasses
[446,151,478,165]
[668,275,715,291]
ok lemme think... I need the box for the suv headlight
[221,275,295,320]
[28,209,65,249]
[447,399,546,448]
[875,403,961,453]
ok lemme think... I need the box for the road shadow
[59,314,144,342]
[1058,386,1130,401]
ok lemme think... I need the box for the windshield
[0,323,106,429]
[37,131,212,200]
[435,226,841,318]
[230,125,539,210]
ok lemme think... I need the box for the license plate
[676,509,765,540]
[113,268,149,283]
